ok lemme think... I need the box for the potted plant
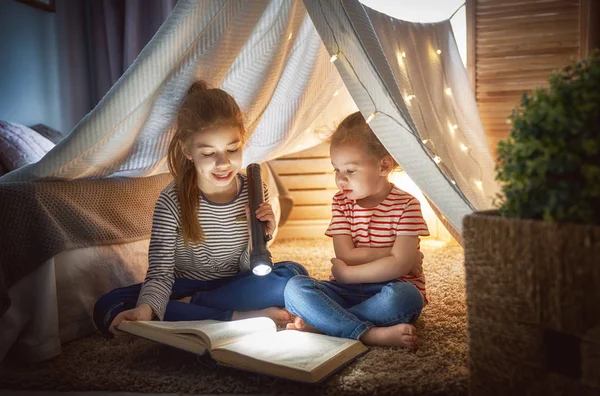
[463,49,600,396]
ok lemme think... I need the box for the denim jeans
[284,276,424,340]
[93,261,307,335]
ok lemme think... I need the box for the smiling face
[330,143,392,203]
[183,126,243,194]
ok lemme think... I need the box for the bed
[0,121,290,362]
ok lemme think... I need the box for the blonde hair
[167,81,246,244]
[330,112,399,169]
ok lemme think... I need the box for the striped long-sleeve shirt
[325,185,430,302]
[137,173,268,320]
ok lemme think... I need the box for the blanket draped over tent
[0,0,499,362]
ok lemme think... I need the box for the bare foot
[360,323,419,349]
[285,316,322,334]
[232,307,292,326]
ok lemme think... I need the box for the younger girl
[94,81,307,335]
[284,112,428,349]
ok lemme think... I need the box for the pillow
[0,121,55,172]
[30,124,65,144]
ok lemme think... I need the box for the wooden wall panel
[271,143,336,236]
[467,0,598,157]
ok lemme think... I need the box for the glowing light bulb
[252,264,272,276]
[460,143,469,151]
[436,49,442,55]
[366,111,377,124]
[451,180,456,185]
[401,51,406,58]
[475,180,483,189]
[330,51,341,62]
[433,156,442,164]
[445,88,452,96]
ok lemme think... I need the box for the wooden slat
[279,174,337,190]
[479,116,516,124]
[480,106,519,113]
[477,21,578,39]
[476,94,532,104]
[288,205,332,221]
[481,116,516,124]
[477,68,559,81]
[278,143,329,159]
[269,158,332,175]
[476,30,578,45]
[481,128,512,138]
[476,39,579,55]
[477,53,577,69]
[477,0,574,9]
[476,2,577,18]
[476,81,549,93]
[476,93,527,101]
[476,45,579,59]
[477,12,578,30]
[289,189,337,206]
[277,220,330,240]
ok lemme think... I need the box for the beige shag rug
[0,237,467,395]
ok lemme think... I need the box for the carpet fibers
[0,238,467,395]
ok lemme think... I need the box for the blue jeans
[93,261,307,335]
[284,276,424,340]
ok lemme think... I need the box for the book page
[118,317,276,351]
[213,330,365,373]
[131,320,221,331]
[117,320,216,355]
[195,317,277,349]
[120,317,276,350]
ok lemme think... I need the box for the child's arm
[332,235,392,265]
[331,235,420,284]
[136,194,179,320]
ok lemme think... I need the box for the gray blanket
[0,173,173,315]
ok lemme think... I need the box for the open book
[118,317,368,383]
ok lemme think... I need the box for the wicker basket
[463,211,600,396]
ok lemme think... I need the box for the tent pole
[449,2,465,20]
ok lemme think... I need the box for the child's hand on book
[109,304,154,335]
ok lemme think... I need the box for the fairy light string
[317,2,480,209]
[433,28,484,188]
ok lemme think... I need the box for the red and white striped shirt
[325,185,430,302]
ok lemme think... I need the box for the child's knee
[283,275,313,301]
[274,261,309,277]
[385,282,424,312]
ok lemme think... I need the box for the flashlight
[246,163,274,276]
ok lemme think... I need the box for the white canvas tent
[0,0,499,362]
[0,0,498,232]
